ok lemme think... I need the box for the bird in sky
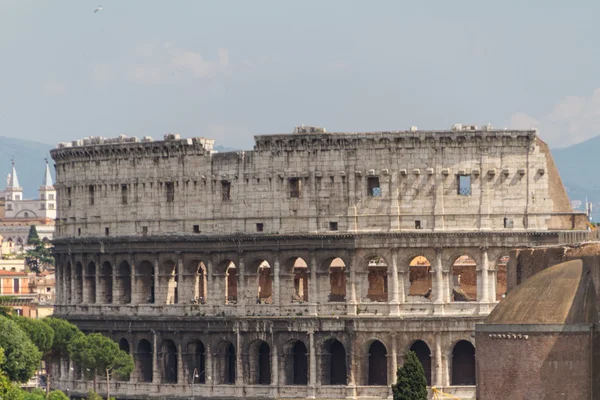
[94,5,102,13]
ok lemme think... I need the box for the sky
[1,1,600,150]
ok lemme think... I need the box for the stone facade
[49,127,587,399]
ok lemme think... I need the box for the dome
[486,259,598,324]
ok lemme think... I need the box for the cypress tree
[391,350,428,400]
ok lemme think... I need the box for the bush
[86,389,103,400]
[0,316,42,382]
[391,350,428,400]
[47,390,69,400]
[23,388,45,400]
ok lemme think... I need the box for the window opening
[367,177,381,197]
[256,223,264,232]
[457,175,471,196]
[329,222,338,231]
[193,225,200,233]
[222,181,231,201]
[289,178,302,198]
[121,184,128,204]
[89,185,95,205]
[166,182,174,202]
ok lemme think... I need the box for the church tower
[4,161,23,218]
[38,159,56,220]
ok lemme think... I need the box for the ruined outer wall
[49,129,576,239]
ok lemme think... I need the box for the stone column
[153,255,160,304]
[206,256,215,305]
[273,253,280,305]
[81,257,88,305]
[479,247,490,302]
[433,248,444,304]
[95,255,101,304]
[177,339,184,384]
[238,256,245,309]
[176,253,184,304]
[390,248,400,315]
[111,254,117,305]
[130,256,136,305]
[435,333,443,387]
[235,327,243,385]
[271,337,279,389]
[309,252,318,316]
[152,331,160,383]
[390,333,398,387]
[70,255,76,304]
[308,330,316,398]
[346,254,357,315]
[205,341,213,385]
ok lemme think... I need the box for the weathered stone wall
[50,129,580,239]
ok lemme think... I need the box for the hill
[0,136,53,199]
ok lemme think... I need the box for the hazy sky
[1,1,599,149]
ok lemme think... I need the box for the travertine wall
[50,129,580,239]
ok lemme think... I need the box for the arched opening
[186,340,206,384]
[451,255,477,301]
[496,255,509,301]
[249,340,271,384]
[409,340,432,386]
[367,256,388,302]
[163,260,178,305]
[99,262,113,304]
[328,258,346,302]
[136,339,153,383]
[451,340,476,385]
[216,342,236,384]
[292,258,308,303]
[367,340,387,385]
[256,261,273,304]
[161,339,178,383]
[65,262,72,303]
[187,261,207,304]
[284,340,308,385]
[322,339,347,385]
[117,261,132,304]
[118,338,131,381]
[407,256,432,301]
[221,261,237,304]
[75,262,83,304]
[85,262,96,304]
[136,261,154,304]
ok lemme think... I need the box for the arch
[85,262,96,304]
[186,340,206,384]
[407,256,432,301]
[327,258,346,302]
[136,339,153,383]
[451,340,475,385]
[186,260,207,304]
[218,261,237,304]
[322,339,347,385]
[249,339,271,384]
[215,341,236,384]
[118,338,131,381]
[284,340,308,385]
[75,262,83,304]
[65,262,72,303]
[287,257,309,303]
[99,261,113,304]
[162,260,178,305]
[496,254,509,300]
[254,260,273,304]
[136,260,154,304]
[366,256,388,302]
[409,340,432,386]
[367,340,387,385]
[117,261,132,304]
[451,255,477,301]
[161,339,178,383]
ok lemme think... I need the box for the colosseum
[49,126,588,399]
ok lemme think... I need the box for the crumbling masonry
[49,127,587,399]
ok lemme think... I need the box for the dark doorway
[292,341,308,385]
[100,262,113,304]
[137,261,155,304]
[136,339,153,383]
[162,340,178,383]
[117,261,132,304]
[187,341,206,384]
[225,343,236,384]
[258,342,271,384]
[118,338,131,381]
[410,340,432,386]
[323,339,347,385]
[368,340,387,385]
[452,340,476,385]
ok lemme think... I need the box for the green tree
[14,316,55,356]
[26,226,40,246]
[23,388,46,400]
[391,350,428,400]
[47,390,69,400]
[86,389,103,400]
[0,316,42,383]
[69,334,133,400]
[25,226,53,273]
[42,318,83,395]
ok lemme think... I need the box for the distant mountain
[552,135,600,212]
[0,137,53,199]
[213,144,240,152]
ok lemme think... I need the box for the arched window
[99,262,112,304]
[292,258,308,302]
[284,340,308,385]
[452,255,477,301]
[328,258,346,302]
[186,340,206,384]
[74,262,83,304]
[162,260,178,305]
[216,342,236,384]
[409,340,432,386]
[255,261,273,304]
[367,340,388,385]
[161,339,178,383]
[118,338,131,381]
[117,261,132,304]
[136,261,154,304]
[249,340,271,384]
[217,261,237,304]
[367,256,388,302]
[451,340,475,385]
[407,256,432,301]
[85,262,96,304]
[322,339,347,385]
[136,339,153,383]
